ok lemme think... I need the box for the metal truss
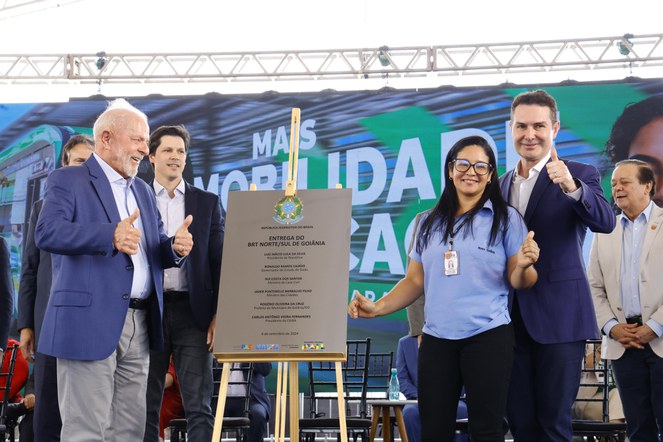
[1,33,662,85]
[0,0,84,20]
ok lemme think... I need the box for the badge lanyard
[444,214,472,276]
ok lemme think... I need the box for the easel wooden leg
[280,362,288,442]
[274,362,283,442]
[289,362,300,442]
[211,362,231,442]
[274,362,290,442]
[335,361,348,442]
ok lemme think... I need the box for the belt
[626,315,643,325]
[163,290,189,303]
[129,297,150,310]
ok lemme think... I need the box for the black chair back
[0,344,20,439]
[571,339,627,441]
[300,338,372,442]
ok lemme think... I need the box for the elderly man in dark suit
[143,125,224,442]
[499,90,616,441]
[35,100,193,442]
[17,133,94,441]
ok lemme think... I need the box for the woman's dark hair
[416,135,510,253]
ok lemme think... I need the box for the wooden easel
[211,357,348,442]
[211,108,350,442]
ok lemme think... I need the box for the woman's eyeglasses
[451,159,493,176]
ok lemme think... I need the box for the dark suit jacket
[0,238,12,351]
[251,363,272,419]
[35,155,178,361]
[17,199,52,348]
[499,159,615,343]
[396,335,418,400]
[181,181,223,330]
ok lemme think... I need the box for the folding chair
[366,352,394,399]
[300,338,372,442]
[0,344,20,441]
[571,339,627,442]
[170,362,254,442]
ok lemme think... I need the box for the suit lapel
[639,205,663,271]
[184,182,197,221]
[87,156,121,224]
[500,170,513,201]
[523,165,553,224]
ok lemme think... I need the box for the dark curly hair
[606,95,663,164]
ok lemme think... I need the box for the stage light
[378,46,391,67]
[96,51,108,70]
[617,33,634,56]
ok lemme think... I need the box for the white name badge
[444,250,459,276]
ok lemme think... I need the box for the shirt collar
[621,200,654,227]
[93,152,133,186]
[514,152,551,180]
[153,177,185,196]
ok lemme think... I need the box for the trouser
[418,324,514,442]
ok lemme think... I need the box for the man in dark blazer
[35,100,193,442]
[0,238,12,362]
[500,90,616,441]
[143,125,224,442]
[17,133,94,441]
[224,362,273,442]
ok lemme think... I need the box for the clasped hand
[611,323,657,350]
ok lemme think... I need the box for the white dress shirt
[94,153,153,299]
[509,152,582,215]
[153,178,189,292]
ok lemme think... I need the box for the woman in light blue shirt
[349,136,539,442]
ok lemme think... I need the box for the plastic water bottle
[388,368,400,400]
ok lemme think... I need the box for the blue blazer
[35,155,177,361]
[17,200,52,348]
[499,159,615,343]
[396,335,418,400]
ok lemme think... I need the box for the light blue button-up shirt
[94,153,153,299]
[603,200,663,337]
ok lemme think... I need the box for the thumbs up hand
[114,209,142,255]
[517,231,539,268]
[173,215,194,257]
[545,147,578,193]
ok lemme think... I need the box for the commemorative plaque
[214,188,352,361]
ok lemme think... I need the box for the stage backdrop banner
[214,188,352,361]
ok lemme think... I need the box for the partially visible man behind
[606,95,663,206]
[144,125,223,442]
[17,133,94,441]
[34,99,194,442]
[589,159,663,441]
[0,236,12,368]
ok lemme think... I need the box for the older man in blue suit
[500,90,616,441]
[35,99,194,442]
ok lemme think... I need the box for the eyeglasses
[451,159,493,176]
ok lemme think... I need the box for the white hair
[92,98,149,142]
